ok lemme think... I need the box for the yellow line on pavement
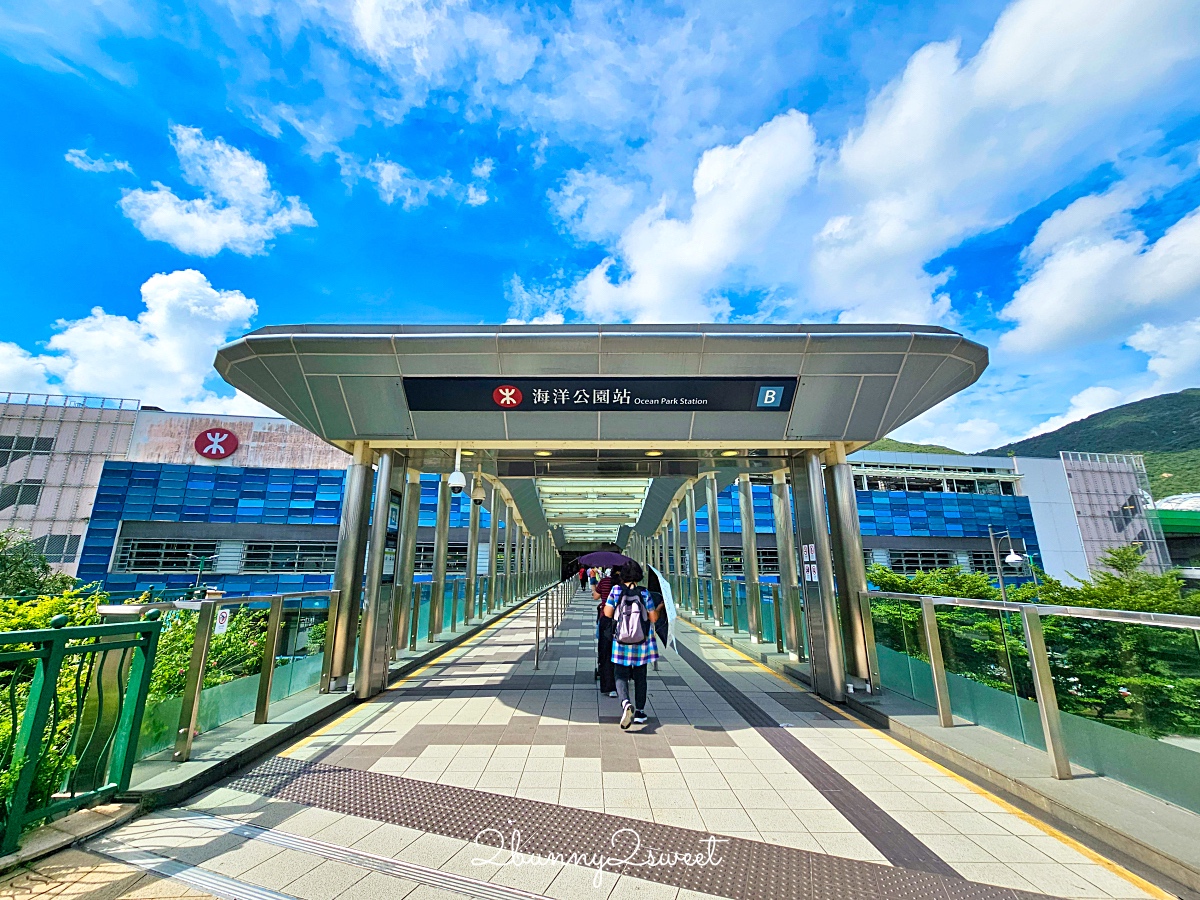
[280,592,556,758]
[679,617,1172,900]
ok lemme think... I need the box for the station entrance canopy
[213,323,987,701]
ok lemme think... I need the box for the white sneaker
[608,690,618,698]
[619,702,634,729]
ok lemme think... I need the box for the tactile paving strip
[675,642,960,878]
[225,757,1057,900]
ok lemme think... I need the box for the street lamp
[187,552,216,591]
[987,525,1029,603]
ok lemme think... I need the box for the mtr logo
[194,428,239,459]
[492,385,523,408]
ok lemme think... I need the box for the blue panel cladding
[78,461,347,595]
[416,473,493,529]
[856,490,1042,567]
[688,483,775,534]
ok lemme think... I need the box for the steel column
[771,467,800,658]
[429,474,451,638]
[356,449,392,698]
[685,483,700,615]
[797,451,845,702]
[738,473,763,642]
[705,473,725,625]
[825,446,879,690]
[503,503,514,605]
[327,443,372,691]
[1021,606,1073,779]
[464,473,482,624]
[395,467,422,653]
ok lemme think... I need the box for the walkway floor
[6,589,1175,900]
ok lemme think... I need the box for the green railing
[0,611,162,853]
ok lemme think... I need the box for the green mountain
[985,389,1200,499]
[862,438,966,455]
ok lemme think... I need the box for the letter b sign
[756,386,784,408]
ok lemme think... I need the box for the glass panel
[760,583,777,645]
[416,583,432,642]
[1042,616,1200,814]
[734,581,748,633]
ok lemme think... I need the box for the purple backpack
[612,585,650,644]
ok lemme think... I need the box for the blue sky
[1,0,1198,450]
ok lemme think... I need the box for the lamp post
[188,552,216,589]
[987,525,1028,604]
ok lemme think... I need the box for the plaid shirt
[605,585,659,667]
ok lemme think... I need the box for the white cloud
[1018,385,1128,440]
[65,148,133,174]
[120,125,315,256]
[1127,317,1200,393]
[363,158,452,208]
[465,184,489,206]
[0,270,268,413]
[570,110,817,323]
[550,169,639,242]
[471,157,494,180]
[999,194,1200,353]
[808,0,1200,325]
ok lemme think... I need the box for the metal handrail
[533,580,571,671]
[867,590,1200,630]
[859,589,1200,782]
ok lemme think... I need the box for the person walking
[593,568,616,697]
[603,560,658,728]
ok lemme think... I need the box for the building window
[115,539,219,573]
[31,534,81,564]
[0,479,44,511]
[969,551,1028,577]
[887,550,958,575]
[0,435,54,467]
[243,541,337,573]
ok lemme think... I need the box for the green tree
[0,529,77,597]
[868,547,1200,737]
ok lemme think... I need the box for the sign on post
[214,607,231,635]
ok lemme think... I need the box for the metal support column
[356,449,392,699]
[705,473,725,626]
[685,483,700,615]
[824,444,879,690]
[429,474,451,639]
[738,473,763,642]
[327,441,372,691]
[486,491,499,612]
[464,473,482,624]
[795,451,845,702]
[503,504,514,604]
[771,466,801,658]
[670,506,684,605]
[396,468,422,653]
[1021,606,1073,779]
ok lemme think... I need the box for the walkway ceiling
[534,477,651,543]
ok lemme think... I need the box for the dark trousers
[597,618,616,693]
[613,662,647,711]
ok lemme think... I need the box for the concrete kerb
[121,587,550,812]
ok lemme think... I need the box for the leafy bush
[0,529,77,598]
[148,608,268,702]
[869,546,1200,738]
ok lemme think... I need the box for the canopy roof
[213,323,987,451]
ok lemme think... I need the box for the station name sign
[403,377,796,412]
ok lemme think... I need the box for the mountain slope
[986,389,1200,457]
[862,438,966,455]
[985,389,1200,500]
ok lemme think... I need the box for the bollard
[534,600,541,670]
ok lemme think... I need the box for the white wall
[1014,457,1090,584]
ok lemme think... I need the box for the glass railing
[867,590,1200,815]
[760,582,777,645]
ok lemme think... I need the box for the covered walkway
[65,588,1165,900]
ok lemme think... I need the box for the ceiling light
[534,450,552,457]
[720,450,739,457]
[460,449,475,457]
[644,450,663,457]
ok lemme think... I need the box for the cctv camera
[448,470,467,495]
[471,482,485,506]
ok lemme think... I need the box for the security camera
[471,481,485,506]
[449,470,467,495]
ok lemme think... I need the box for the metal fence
[866,589,1200,814]
[0,611,162,853]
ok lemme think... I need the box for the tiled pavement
[74,588,1172,900]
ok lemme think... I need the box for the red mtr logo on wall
[194,428,239,459]
[492,385,523,407]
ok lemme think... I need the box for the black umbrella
[575,550,632,567]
